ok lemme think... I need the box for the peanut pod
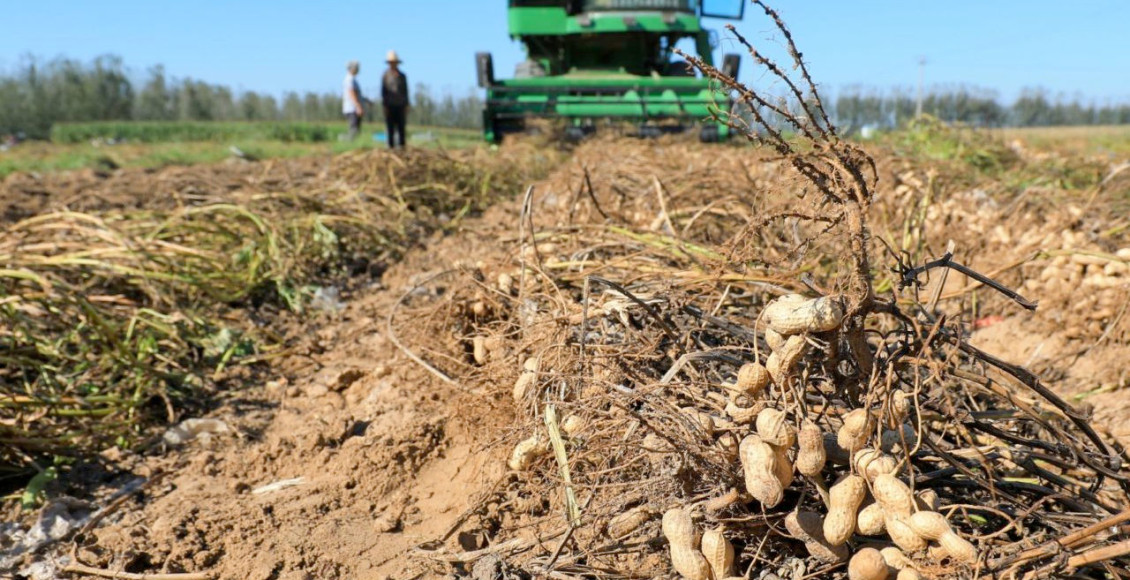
[908,510,979,564]
[785,510,849,564]
[766,334,809,385]
[607,505,653,539]
[756,407,796,447]
[734,362,771,397]
[739,435,784,508]
[824,474,867,546]
[763,293,845,335]
[837,408,875,453]
[848,547,889,580]
[853,448,899,482]
[872,474,928,553]
[512,356,539,401]
[662,508,711,580]
[795,422,827,477]
[701,528,735,579]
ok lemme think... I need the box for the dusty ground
[6,136,1130,579]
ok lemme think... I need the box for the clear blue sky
[2,1,1127,104]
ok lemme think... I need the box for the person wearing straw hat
[381,50,410,149]
[342,60,364,140]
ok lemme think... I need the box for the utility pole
[916,57,927,119]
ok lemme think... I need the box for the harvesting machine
[477,0,745,142]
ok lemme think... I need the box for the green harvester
[477,0,746,142]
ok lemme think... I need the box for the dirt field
[5,132,1130,579]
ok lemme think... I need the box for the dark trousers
[345,112,362,139]
[384,105,407,148]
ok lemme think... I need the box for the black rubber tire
[564,126,588,143]
[699,125,721,143]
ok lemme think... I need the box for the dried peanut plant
[393,3,1130,578]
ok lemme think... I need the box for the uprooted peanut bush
[388,4,1130,578]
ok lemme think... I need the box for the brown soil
[8,138,1130,579]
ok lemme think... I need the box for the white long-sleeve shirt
[342,73,362,115]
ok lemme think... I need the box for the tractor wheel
[699,124,721,143]
[564,126,588,143]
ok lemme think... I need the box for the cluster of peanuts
[503,292,983,579]
[1028,230,1130,291]
[1024,242,1130,340]
[663,294,980,580]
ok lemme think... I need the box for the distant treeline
[3,55,1129,141]
[0,55,483,139]
[833,85,1130,133]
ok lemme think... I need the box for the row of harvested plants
[416,117,1130,577]
[0,146,556,472]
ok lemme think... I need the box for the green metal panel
[497,74,711,89]
[510,7,701,36]
[487,0,736,141]
[509,7,567,35]
[565,13,701,33]
[487,81,728,118]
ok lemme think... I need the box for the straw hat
[385,50,402,64]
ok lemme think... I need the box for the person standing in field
[342,60,364,140]
[381,50,410,149]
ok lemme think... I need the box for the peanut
[853,448,899,482]
[915,489,940,512]
[739,435,784,507]
[512,356,539,401]
[701,528,735,579]
[735,362,771,396]
[771,443,795,490]
[784,510,849,564]
[725,399,765,424]
[662,508,711,580]
[472,336,488,365]
[887,518,928,555]
[763,294,845,335]
[908,510,979,564]
[766,334,809,385]
[824,474,867,546]
[561,414,586,437]
[703,488,741,513]
[497,272,514,294]
[508,433,546,471]
[889,389,912,426]
[607,505,653,539]
[795,422,827,477]
[872,474,927,553]
[879,547,914,573]
[848,547,889,580]
[838,408,875,453]
[927,544,950,562]
[764,327,786,351]
[856,501,886,536]
[756,408,796,447]
[896,570,921,580]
